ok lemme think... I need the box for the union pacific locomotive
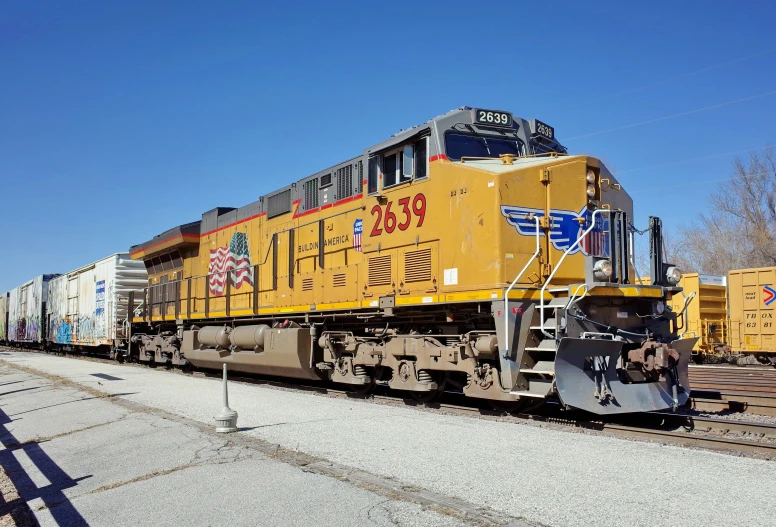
[126,107,695,415]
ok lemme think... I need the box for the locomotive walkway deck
[1,352,775,527]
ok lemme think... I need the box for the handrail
[502,215,541,358]
[538,209,612,339]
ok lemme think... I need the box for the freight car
[46,253,148,354]
[0,291,8,344]
[126,106,695,415]
[668,274,728,357]
[7,274,60,347]
[727,267,776,363]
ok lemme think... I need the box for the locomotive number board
[473,109,513,127]
[532,119,555,140]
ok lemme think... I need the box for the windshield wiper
[465,124,491,155]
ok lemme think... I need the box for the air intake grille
[336,165,353,199]
[303,179,319,211]
[404,248,432,282]
[267,189,292,218]
[333,273,346,287]
[368,255,392,287]
[320,173,332,187]
[302,278,314,291]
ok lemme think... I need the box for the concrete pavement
[0,356,484,527]
[2,350,775,527]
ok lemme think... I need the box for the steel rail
[3,346,776,458]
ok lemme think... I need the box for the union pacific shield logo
[500,205,608,256]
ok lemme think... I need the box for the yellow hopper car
[127,107,695,414]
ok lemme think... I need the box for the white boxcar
[0,292,8,343]
[9,275,60,345]
[47,253,147,350]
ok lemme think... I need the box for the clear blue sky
[2,0,775,292]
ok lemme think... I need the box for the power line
[564,89,776,141]
[618,143,776,175]
[629,177,735,194]
[564,49,775,110]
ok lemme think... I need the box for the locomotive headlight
[586,184,596,197]
[666,266,682,285]
[653,301,666,315]
[586,170,596,183]
[593,259,613,281]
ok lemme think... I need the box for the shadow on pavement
[0,407,92,526]
[0,387,44,398]
[9,393,139,418]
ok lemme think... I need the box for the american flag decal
[209,232,253,296]
[353,219,363,252]
[580,211,610,257]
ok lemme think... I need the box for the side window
[170,250,183,269]
[383,153,397,187]
[414,137,428,179]
[368,157,379,194]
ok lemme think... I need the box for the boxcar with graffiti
[47,253,147,352]
[8,275,59,345]
[0,292,8,343]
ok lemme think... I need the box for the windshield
[445,133,525,161]
[531,137,567,155]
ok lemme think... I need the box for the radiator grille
[333,273,346,287]
[368,255,392,287]
[336,164,353,199]
[404,248,432,283]
[303,179,319,211]
[267,189,292,218]
[302,278,314,291]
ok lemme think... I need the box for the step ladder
[510,295,568,397]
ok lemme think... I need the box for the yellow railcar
[728,267,776,357]
[128,107,694,414]
[668,274,727,354]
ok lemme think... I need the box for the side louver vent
[404,248,432,283]
[333,273,347,287]
[302,278,314,291]
[267,189,292,218]
[368,255,392,287]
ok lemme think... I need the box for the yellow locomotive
[128,107,695,414]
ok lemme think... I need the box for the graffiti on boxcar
[10,316,40,342]
[55,318,73,344]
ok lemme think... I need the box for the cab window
[381,137,428,189]
[445,132,525,161]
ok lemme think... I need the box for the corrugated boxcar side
[9,275,50,344]
[728,267,776,353]
[0,292,8,342]
[112,254,148,338]
[47,254,147,347]
[668,273,727,353]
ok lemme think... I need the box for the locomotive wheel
[409,373,448,403]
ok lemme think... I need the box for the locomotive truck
[127,107,695,415]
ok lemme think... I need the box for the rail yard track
[688,364,776,417]
[3,346,776,460]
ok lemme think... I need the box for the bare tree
[665,149,776,274]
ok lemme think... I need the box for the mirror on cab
[402,145,414,178]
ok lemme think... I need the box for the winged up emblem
[500,204,609,256]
